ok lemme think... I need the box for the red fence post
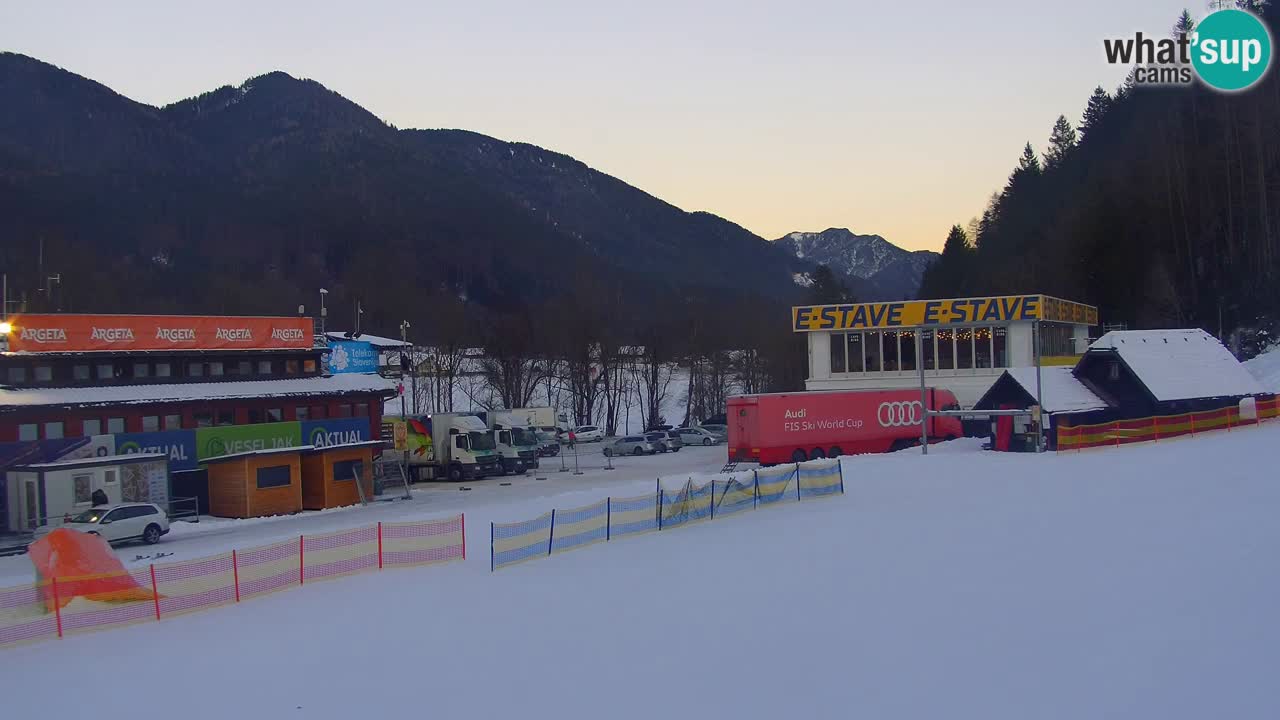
[51,576,63,639]
[461,514,466,560]
[1190,412,1196,435]
[377,522,384,570]
[232,549,241,602]
[150,565,161,621]
[1152,416,1159,442]
[1113,421,1120,447]
[299,535,305,586]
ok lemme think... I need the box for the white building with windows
[794,294,1098,408]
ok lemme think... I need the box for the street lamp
[319,288,328,336]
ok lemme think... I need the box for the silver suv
[603,436,657,457]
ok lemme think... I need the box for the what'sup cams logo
[1104,8,1272,92]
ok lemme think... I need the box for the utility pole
[318,288,328,337]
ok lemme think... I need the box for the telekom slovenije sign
[5,314,314,352]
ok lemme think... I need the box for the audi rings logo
[877,401,922,427]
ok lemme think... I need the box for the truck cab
[436,414,502,480]
[483,412,540,475]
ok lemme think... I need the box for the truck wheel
[703,438,713,446]
[810,448,826,459]
[829,446,843,458]
[791,449,807,463]
[447,464,464,482]
[632,446,645,456]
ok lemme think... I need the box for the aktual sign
[792,295,1098,333]
[302,418,371,449]
[324,340,379,374]
[117,430,199,472]
[5,314,314,352]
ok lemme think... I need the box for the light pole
[319,288,328,337]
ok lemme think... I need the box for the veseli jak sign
[5,314,314,352]
[791,295,1098,333]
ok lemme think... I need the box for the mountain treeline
[920,2,1280,355]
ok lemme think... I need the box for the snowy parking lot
[3,426,1279,719]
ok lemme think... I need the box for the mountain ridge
[774,228,938,301]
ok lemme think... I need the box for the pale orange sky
[6,0,1192,250]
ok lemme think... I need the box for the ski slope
[3,427,1279,719]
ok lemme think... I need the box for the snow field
[1,425,1278,719]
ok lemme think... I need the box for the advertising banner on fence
[196,423,304,460]
[324,340,378,374]
[5,314,313,352]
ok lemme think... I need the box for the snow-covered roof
[0,373,397,409]
[15,453,168,470]
[1002,366,1109,414]
[204,445,316,463]
[324,332,409,349]
[1244,344,1280,393]
[1088,329,1265,402]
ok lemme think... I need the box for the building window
[107,417,126,434]
[238,361,252,376]
[976,327,993,369]
[209,361,224,377]
[956,328,975,369]
[310,405,327,420]
[256,465,293,489]
[333,459,364,483]
[829,333,847,374]
[133,362,150,379]
[295,406,310,421]
[34,365,53,382]
[354,403,369,417]
[303,359,317,373]
[266,408,284,423]
[97,363,115,380]
[164,414,182,430]
[335,404,353,418]
[864,331,883,372]
[899,331,916,372]
[155,362,172,378]
[921,329,936,370]
[74,474,92,504]
[73,364,90,381]
[936,329,955,370]
[83,418,102,436]
[1039,323,1075,357]
[216,409,235,426]
[846,333,864,373]
[286,359,300,374]
[883,331,900,372]
[993,327,1008,368]
[248,408,263,424]
[194,411,213,428]
[18,424,38,441]
[258,360,273,375]
[7,367,26,383]
[43,421,64,439]
[188,362,204,378]
[142,416,160,432]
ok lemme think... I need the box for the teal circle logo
[1192,9,1272,91]
[118,441,141,454]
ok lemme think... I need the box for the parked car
[664,430,685,451]
[534,427,561,457]
[676,427,721,446]
[603,436,657,457]
[33,503,170,546]
[644,431,678,452]
[700,424,729,440]
[570,425,605,443]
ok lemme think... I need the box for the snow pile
[1244,343,1280,393]
[2,427,1278,718]
[1090,329,1264,401]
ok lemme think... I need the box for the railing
[1057,397,1279,450]
[490,459,844,571]
[0,514,465,650]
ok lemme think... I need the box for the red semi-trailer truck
[726,388,964,465]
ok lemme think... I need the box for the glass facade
[828,326,1011,374]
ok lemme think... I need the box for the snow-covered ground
[1245,343,1280,392]
[3,426,1279,719]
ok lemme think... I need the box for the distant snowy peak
[775,228,939,300]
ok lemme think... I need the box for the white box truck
[481,411,540,474]
[386,413,501,481]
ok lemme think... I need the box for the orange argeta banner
[6,314,314,352]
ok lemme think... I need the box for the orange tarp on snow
[28,529,156,610]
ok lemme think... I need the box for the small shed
[974,367,1110,450]
[205,446,307,519]
[6,453,169,532]
[300,441,382,511]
